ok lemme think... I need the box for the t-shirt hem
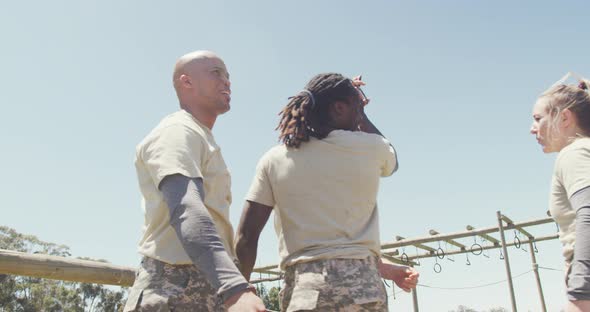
[244,195,274,208]
[155,168,204,189]
[137,251,193,265]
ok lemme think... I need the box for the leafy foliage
[0,226,127,312]
[255,282,280,311]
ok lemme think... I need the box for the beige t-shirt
[550,137,590,264]
[246,130,397,269]
[134,110,234,264]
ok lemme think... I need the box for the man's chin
[217,103,231,115]
[542,146,556,154]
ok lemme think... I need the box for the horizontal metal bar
[407,234,558,260]
[252,269,281,276]
[381,249,400,256]
[466,225,500,244]
[253,264,279,271]
[501,214,535,239]
[396,235,436,253]
[382,253,419,266]
[250,276,281,284]
[381,217,554,249]
[429,229,466,250]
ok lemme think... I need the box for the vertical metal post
[497,211,518,312]
[412,286,419,312]
[528,241,547,312]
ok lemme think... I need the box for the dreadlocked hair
[277,73,359,148]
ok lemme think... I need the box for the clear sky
[2,1,589,310]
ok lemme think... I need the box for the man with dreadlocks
[235,73,419,311]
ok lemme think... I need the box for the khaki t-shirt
[134,110,234,264]
[246,130,397,269]
[550,137,590,264]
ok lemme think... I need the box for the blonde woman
[531,73,590,311]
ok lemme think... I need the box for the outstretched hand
[379,261,419,292]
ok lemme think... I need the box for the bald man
[124,51,265,312]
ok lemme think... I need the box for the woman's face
[530,97,559,153]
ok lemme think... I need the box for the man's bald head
[173,50,222,89]
[172,50,231,127]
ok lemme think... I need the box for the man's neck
[181,105,216,130]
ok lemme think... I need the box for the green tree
[0,226,127,312]
[255,283,280,311]
[264,287,280,311]
[96,288,125,312]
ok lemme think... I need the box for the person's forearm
[235,234,259,281]
[379,258,401,273]
[235,201,273,282]
[568,187,590,301]
[358,112,384,137]
[359,112,398,174]
[570,205,590,301]
[160,174,250,302]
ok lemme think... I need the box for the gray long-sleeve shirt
[160,174,249,302]
[567,186,590,300]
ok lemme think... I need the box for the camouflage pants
[123,257,226,312]
[280,256,388,312]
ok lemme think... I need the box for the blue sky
[2,1,589,310]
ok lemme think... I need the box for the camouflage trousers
[280,256,388,312]
[123,257,226,312]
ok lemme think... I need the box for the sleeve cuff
[218,279,254,303]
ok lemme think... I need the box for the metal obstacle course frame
[250,211,559,312]
[0,211,558,312]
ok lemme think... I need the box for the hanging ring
[434,262,442,273]
[514,236,521,249]
[401,253,409,264]
[436,247,445,259]
[470,243,483,255]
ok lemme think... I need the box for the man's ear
[179,74,193,89]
